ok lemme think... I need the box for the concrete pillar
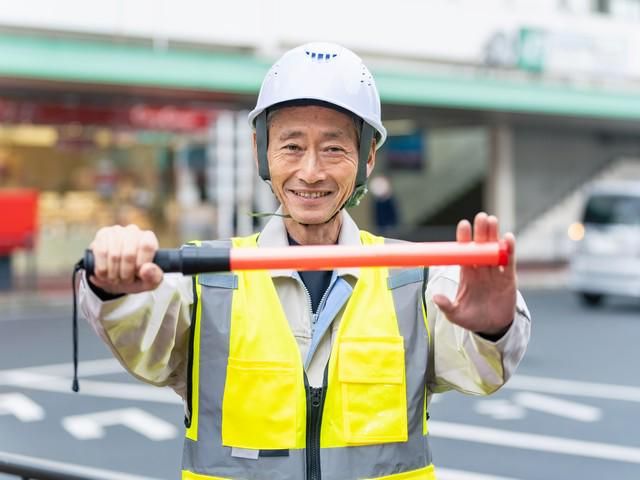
[485,124,516,234]
[235,111,254,237]
[215,112,236,239]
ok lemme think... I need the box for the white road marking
[62,408,177,441]
[0,392,45,422]
[430,421,640,464]
[513,392,601,422]
[506,374,640,403]
[0,371,181,404]
[438,468,520,480]
[13,358,125,377]
[475,399,526,420]
[7,360,640,404]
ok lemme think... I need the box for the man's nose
[298,149,326,183]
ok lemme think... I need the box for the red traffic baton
[81,241,509,276]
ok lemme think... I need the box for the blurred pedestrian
[369,174,399,234]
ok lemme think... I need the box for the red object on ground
[0,189,39,255]
[230,240,509,271]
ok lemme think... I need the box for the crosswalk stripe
[431,421,640,464]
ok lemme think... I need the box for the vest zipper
[297,272,331,479]
[305,370,328,480]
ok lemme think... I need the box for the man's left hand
[432,212,517,337]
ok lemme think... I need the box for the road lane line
[0,393,45,422]
[506,374,640,403]
[7,362,640,403]
[430,421,640,464]
[62,408,177,441]
[0,371,182,404]
[3,358,124,377]
[513,392,602,422]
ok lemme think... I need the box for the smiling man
[79,43,531,480]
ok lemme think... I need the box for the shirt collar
[257,207,362,279]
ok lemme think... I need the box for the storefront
[0,92,240,279]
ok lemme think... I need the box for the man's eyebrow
[321,130,349,140]
[278,130,305,141]
[277,128,355,142]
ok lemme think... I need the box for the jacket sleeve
[425,266,531,395]
[78,271,193,399]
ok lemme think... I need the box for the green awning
[1,32,640,121]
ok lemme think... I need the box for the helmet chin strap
[254,110,375,225]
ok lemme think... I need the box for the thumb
[139,263,163,288]
[432,294,456,315]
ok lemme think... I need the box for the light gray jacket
[79,211,531,401]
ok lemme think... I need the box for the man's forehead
[270,105,354,125]
[269,105,359,139]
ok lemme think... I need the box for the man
[80,42,531,480]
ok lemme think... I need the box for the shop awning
[1,32,640,121]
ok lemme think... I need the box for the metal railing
[0,451,160,480]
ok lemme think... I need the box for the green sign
[518,27,546,73]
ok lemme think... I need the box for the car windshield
[583,194,640,225]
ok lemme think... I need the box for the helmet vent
[305,51,338,62]
[360,66,373,86]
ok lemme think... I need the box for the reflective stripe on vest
[182,232,435,480]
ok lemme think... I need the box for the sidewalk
[0,274,72,313]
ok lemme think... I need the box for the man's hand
[88,224,163,295]
[432,212,517,337]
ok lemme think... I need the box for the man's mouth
[290,190,332,199]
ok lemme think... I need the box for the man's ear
[366,139,377,178]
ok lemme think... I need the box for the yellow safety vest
[183,231,435,480]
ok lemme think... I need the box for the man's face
[264,105,371,225]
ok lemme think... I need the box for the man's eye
[284,144,302,152]
[327,146,346,153]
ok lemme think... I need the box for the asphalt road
[1,288,639,480]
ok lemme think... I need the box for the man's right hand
[88,224,163,295]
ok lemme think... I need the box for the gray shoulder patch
[198,239,233,248]
[198,273,238,289]
[387,268,424,289]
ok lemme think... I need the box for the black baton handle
[82,246,231,276]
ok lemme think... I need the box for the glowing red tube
[230,240,509,271]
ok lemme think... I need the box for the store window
[0,96,217,279]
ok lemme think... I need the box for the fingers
[432,294,455,315]
[504,232,516,273]
[456,219,472,243]
[87,224,160,294]
[473,212,489,243]
[90,228,109,282]
[464,212,499,243]
[106,227,124,283]
[139,263,164,289]
[119,225,140,284]
[136,230,159,271]
[487,215,499,242]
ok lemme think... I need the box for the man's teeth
[293,191,330,199]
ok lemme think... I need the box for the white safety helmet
[248,42,387,207]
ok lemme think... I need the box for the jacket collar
[256,208,362,279]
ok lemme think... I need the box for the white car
[569,181,640,307]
